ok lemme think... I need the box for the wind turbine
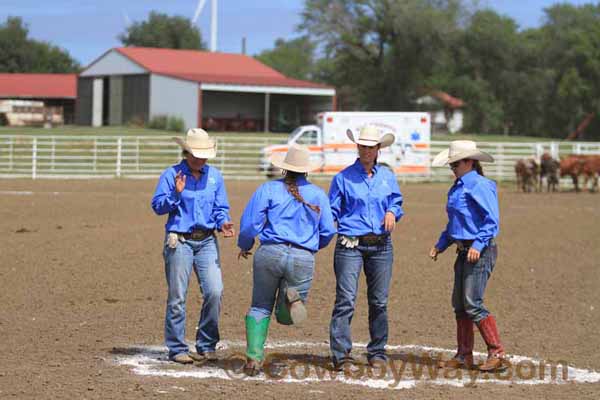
[192,0,218,52]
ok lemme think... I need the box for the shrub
[148,115,168,130]
[167,116,185,132]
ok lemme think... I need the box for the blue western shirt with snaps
[237,177,336,252]
[151,161,231,233]
[329,159,404,236]
[435,170,499,253]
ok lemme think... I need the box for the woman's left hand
[467,248,480,263]
[221,222,235,238]
[382,211,396,232]
[237,250,252,260]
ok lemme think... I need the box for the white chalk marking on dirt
[0,191,33,195]
[114,341,600,389]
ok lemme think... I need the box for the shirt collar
[457,170,478,185]
[352,158,379,176]
[179,160,208,175]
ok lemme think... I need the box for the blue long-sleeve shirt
[151,161,231,233]
[237,177,336,252]
[329,159,404,236]
[435,170,500,252]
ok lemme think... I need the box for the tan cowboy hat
[173,128,216,159]
[432,140,494,167]
[346,125,395,148]
[270,143,322,173]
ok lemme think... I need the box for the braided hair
[283,171,320,214]
[473,160,484,176]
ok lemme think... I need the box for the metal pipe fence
[1,134,599,182]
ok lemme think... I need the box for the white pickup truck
[260,111,431,177]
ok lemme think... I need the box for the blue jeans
[248,243,314,321]
[330,236,393,363]
[163,234,223,358]
[452,242,498,323]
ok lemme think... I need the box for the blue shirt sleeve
[435,225,453,252]
[151,169,181,215]
[237,183,270,251]
[328,174,343,224]
[211,171,232,230]
[386,174,404,221]
[468,181,500,252]
[317,192,336,249]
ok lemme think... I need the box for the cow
[539,153,560,192]
[582,155,600,192]
[515,158,539,193]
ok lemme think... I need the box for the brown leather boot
[476,315,506,372]
[439,318,474,369]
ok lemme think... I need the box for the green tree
[301,0,466,111]
[536,3,600,139]
[119,12,206,50]
[0,17,80,73]
[255,36,316,80]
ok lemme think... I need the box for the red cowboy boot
[476,315,506,371]
[439,318,474,369]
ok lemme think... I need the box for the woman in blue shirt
[329,126,404,369]
[238,144,336,375]
[151,129,235,364]
[430,140,506,372]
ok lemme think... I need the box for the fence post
[550,142,558,159]
[495,144,502,181]
[32,137,37,179]
[93,137,97,172]
[8,136,13,171]
[51,136,56,171]
[219,138,225,172]
[116,137,122,178]
[136,137,140,172]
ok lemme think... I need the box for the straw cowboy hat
[432,140,494,167]
[270,143,322,173]
[173,128,216,159]
[346,125,395,148]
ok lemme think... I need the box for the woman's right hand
[429,246,440,261]
[175,171,186,193]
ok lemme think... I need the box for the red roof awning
[114,47,332,89]
[0,73,77,99]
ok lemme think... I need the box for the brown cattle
[560,154,600,192]
[582,155,600,192]
[539,153,560,192]
[515,158,539,192]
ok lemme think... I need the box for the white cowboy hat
[432,140,494,167]
[346,125,395,148]
[270,143,322,173]
[173,128,216,159]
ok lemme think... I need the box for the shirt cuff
[435,237,451,252]
[471,239,486,252]
[168,190,181,205]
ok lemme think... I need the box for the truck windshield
[290,128,318,146]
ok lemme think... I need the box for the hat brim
[270,153,322,173]
[173,137,217,159]
[432,148,494,167]
[346,129,395,148]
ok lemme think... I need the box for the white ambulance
[260,111,431,176]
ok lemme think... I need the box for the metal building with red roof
[77,47,336,131]
[0,73,77,125]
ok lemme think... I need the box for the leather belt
[180,229,214,241]
[358,233,388,246]
[455,240,474,252]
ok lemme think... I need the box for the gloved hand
[340,236,359,248]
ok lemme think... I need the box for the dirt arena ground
[1,178,599,399]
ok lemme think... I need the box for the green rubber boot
[245,315,270,362]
